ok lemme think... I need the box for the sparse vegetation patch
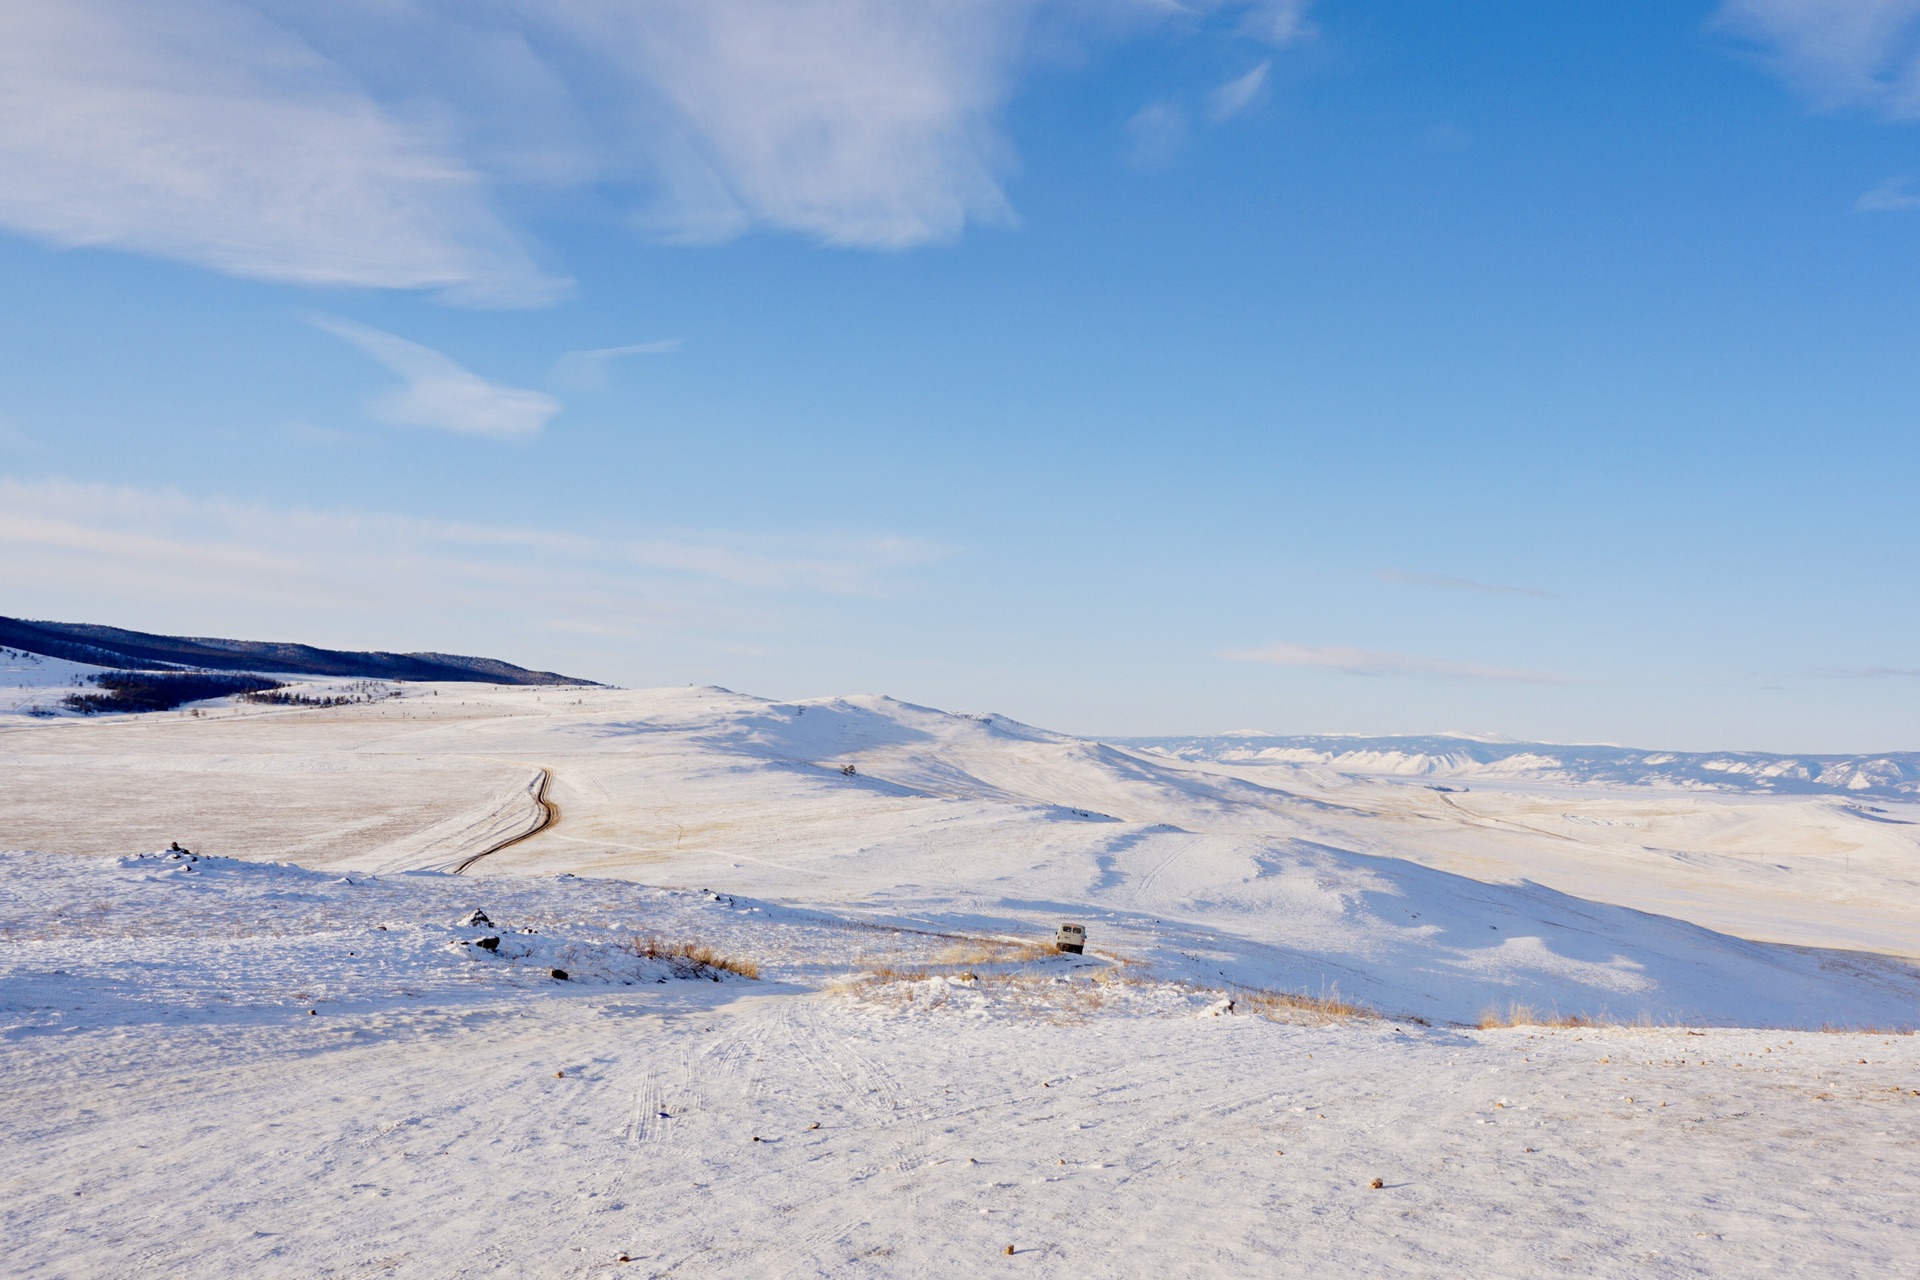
[63,671,283,715]
[632,934,761,981]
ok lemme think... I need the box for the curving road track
[453,767,556,874]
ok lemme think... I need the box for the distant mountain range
[0,616,590,686]
[1112,732,1920,802]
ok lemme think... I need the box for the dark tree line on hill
[63,673,285,715]
[0,615,591,685]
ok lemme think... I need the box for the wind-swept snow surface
[3,684,1918,1026]
[5,684,1920,1274]
[0,646,112,716]
[4,849,1918,1277]
[1121,731,1920,800]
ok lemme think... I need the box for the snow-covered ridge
[12,843,1920,1276]
[8,687,1920,1274]
[0,647,115,716]
[1115,732,1920,799]
[0,648,412,718]
[7,682,1920,1025]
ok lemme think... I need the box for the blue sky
[1,1,1917,751]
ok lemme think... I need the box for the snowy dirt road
[452,766,557,874]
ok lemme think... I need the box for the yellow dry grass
[1225,983,1368,1024]
[631,934,760,980]
[933,939,1055,967]
[1476,1002,1632,1029]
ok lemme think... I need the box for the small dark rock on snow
[459,909,491,927]
[550,968,569,981]
[474,936,500,952]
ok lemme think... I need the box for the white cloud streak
[1856,175,1920,208]
[0,1,1311,298]
[1126,100,1189,168]
[553,339,682,392]
[1239,0,1316,46]
[1209,61,1271,122]
[0,0,564,305]
[1223,642,1573,684]
[1718,0,1920,115]
[0,477,944,641]
[569,0,1027,248]
[311,317,561,440]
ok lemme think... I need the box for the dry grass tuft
[1223,983,1370,1024]
[933,939,1054,967]
[860,964,933,984]
[836,946,1128,1022]
[631,934,760,980]
[1477,1002,1613,1030]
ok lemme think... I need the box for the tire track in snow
[1132,832,1202,902]
[452,767,555,873]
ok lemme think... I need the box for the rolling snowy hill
[6,680,1920,1276]
[5,682,1916,1028]
[1116,732,1920,800]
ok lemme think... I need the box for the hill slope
[6,682,1916,1028]
[1118,732,1920,801]
[0,615,590,685]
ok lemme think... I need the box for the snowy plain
[4,679,1918,1276]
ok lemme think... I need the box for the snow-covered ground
[1119,731,1920,800]
[0,646,108,715]
[4,683,1919,1275]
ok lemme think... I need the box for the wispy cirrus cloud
[1374,569,1560,599]
[553,339,682,392]
[311,316,561,440]
[1238,0,1316,45]
[1127,59,1270,168]
[1715,4,1920,217]
[1125,3,1300,167]
[0,477,944,642]
[0,0,564,305]
[1224,642,1573,684]
[1126,100,1190,168]
[1856,175,1920,209]
[0,1,1313,301]
[1717,0,1920,116]
[1209,61,1271,122]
